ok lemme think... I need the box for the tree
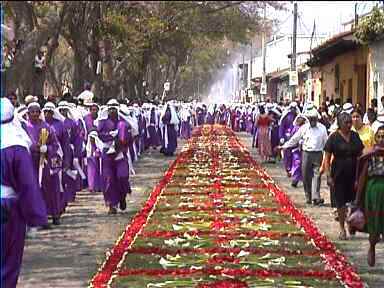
[4,1,284,103]
[354,6,384,45]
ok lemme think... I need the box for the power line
[298,13,311,35]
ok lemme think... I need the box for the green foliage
[354,6,384,45]
[6,1,284,100]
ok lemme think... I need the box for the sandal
[338,229,347,240]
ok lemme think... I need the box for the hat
[27,102,41,111]
[25,95,38,105]
[342,103,353,114]
[107,99,119,108]
[58,101,70,109]
[1,98,14,123]
[43,102,56,111]
[304,107,318,118]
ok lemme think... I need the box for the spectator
[321,112,364,240]
[354,125,384,266]
[351,108,375,151]
[279,106,328,205]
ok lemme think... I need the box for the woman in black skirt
[321,112,364,240]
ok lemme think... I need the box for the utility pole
[261,2,267,102]
[250,41,253,93]
[291,2,298,101]
[354,2,358,27]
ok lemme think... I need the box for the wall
[317,46,368,108]
[368,38,384,111]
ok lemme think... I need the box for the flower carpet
[90,125,363,288]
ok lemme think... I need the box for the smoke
[201,52,244,104]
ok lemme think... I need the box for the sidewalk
[237,132,384,288]
[17,144,183,288]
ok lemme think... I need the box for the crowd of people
[1,88,384,287]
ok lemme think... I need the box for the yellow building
[308,31,369,110]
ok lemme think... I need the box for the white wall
[370,38,384,111]
[250,34,326,78]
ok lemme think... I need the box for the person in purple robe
[179,107,192,139]
[98,99,131,214]
[279,102,299,176]
[240,109,247,132]
[138,109,147,154]
[42,102,70,213]
[267,106,281,163]
[160,103,179,156]
[1,98,48,288]
[83,104,103,192]
[206,105,216,125]
[23,102,62,225]
[196,106,206,126]
[217,105,228,125]
[289,114,307,187]
[58,102,83,205]
[147,106,161,148]
[246,108,254,134]
[85,131,104,193]
[83,103,99,133]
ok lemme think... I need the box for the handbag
[347,207,366,231]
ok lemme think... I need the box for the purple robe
[161,108,178,156]
[98,117,131,207]
[269,114,280,158]
[138,114,146,153]
[84,113,103,192]
[218,110,228,125]
[180,116,192,139]
[279,112,296,173]
[246,114,253,134]
[206,113,215,125]
[83,113,98,133]
[289,125,303,183]
[62,118,82,204]
[45,118,70,211]
[196,108,206,126]
[147,109,160,147]
[1,146,48,288]
[23,120,62,217]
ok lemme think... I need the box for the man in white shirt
[277,107,328,205]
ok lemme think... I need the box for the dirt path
[237,132,384,288]
[18,143,184,288]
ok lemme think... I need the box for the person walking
[321,112,364,240]
[278,106,328,206]
[1,98,48,288]
[351,108,375,152]
[354,125,384,266]
[255,106,273,163]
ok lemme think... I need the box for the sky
[269,1,382,38]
